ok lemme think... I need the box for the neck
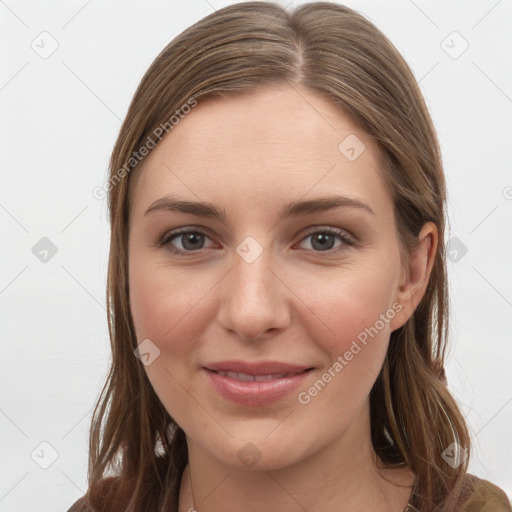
[178,403,415,512]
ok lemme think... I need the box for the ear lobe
[390,222,438,331]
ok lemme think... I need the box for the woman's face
[128,85,413,470]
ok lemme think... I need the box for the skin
[127,85,438,512]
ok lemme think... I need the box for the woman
[68,2,511,511]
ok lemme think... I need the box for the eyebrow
[144,194,375,221]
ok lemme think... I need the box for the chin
[188,423,321,473]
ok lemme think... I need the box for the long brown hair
[81,2,471,511]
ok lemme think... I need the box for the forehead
[129,85,393,225]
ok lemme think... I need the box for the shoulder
[65,477,127,512]
[65,495,90,512]
[457,473,511,511]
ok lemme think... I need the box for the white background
[1,0,511,510]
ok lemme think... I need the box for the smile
[203,361,313,406]
[212,370,300,381]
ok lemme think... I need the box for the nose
[216,244,291,342]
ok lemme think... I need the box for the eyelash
[155,226,356,257]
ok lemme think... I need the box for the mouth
[210,370,305,382]
[205,360,313,375]
[203,361,314,406]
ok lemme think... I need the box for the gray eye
[167,231,214,252]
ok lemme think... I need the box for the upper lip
[204,360,312,376]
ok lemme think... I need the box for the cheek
[294,278,394,421]
[299,262,398,356]
[291,267,398,411]
[129,260,211,349]
[128,263,213,427]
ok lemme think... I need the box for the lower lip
[203,368,312,407]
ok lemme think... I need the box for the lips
[205,360,312,375]
[213,370,298,382]
[203,360,313,406]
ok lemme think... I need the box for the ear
[390,221,438,332]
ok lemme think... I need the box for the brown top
[455,474,511,511]
[404,473,512,511]
[66,473,511,512]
